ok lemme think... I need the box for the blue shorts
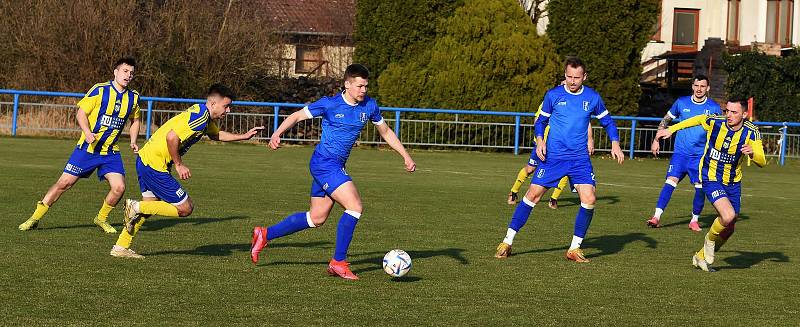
[309,153,352,198]
[666,153,702,184]
[136,157,188,205]
[527,146,540,167]
[531,157,595,188]
[703,181,741,214]
[63,148,125,181]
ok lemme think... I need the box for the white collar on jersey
[563,84,584,95]
[341,91,359,106]
[691,96,707,105]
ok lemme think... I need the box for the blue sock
[655,181,676,214]
[267,212,312,240]
[508,198,535,232]
[692,186,705,216]
[573,203,595,238]
[333,210,360,261]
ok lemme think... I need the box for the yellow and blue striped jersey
[139,104,220,172]
[76,81,140,155]
[668,115,766,185]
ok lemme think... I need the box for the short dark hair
[114,57,136,69]
[344,63,370,80]
[564,56,586,73]
[727,97,749,110]
[693,74,709,83]
[207,83,236,101]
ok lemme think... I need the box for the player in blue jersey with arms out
[19,57,141,234]
[654,98,766,271]
[646,75,721,231]
[250,64,416,280]
[494,57,625,262]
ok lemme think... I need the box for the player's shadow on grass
[514,232,657,258]
[552,195,620,208]
[716,250,789,270]
[263,247,468,277]
[141,215,249,231]
[147,241,333,256]
[659,213,751,229]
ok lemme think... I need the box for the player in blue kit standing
[494,57,625,262]
[646,75,721,231]
[250,64,416,280]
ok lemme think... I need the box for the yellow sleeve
[131,93,141,119]
[667,115,707,133]
[76,85,101,115]
[173,113,198,141]
[748,129,767,167]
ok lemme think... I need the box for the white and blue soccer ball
[382,249,412,278]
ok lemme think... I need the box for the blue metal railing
[2,88,799,165]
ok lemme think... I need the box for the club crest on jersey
[583,101,589,111]
[360,112,367,123]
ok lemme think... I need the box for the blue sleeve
[534,92,552,138]
[711,103,722,115]
[369,101,384,124]
[667,99,681,119]
[304,97,330,118]
[593,96,619,142]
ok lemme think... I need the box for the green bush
[377,0,561,111]
[546,0,659,116]
[724,50,800,123]
[352,0,465,96]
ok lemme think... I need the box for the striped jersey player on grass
[250,64,416,280]
[19,57,141,234]
[110,84,263,258]
[495,56,625,263]
[646,75,721,232]
[654,98,766,272]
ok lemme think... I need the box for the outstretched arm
[209,126,265,142]
[269,110,311,150]
[375,123,415,172]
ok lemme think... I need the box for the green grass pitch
[1,137,798,326]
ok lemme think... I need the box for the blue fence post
[780,123,788,166]
[11,93,20,136]
[514,115,521,155]
[145,100,153,139]
[273,106,280,134]
[629,120,637,159]
[394,111,401,139]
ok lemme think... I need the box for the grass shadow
[141,215,249,231]
[262,247,469,274]
[514,232,658,259]
[716,250,789,270]
[659,213,751,229]
[147,241,333,256]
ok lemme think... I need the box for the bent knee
[309,212,328,227]
[177,204,193,217]
[111,184,125,195]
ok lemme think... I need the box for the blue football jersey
[535,85,620,160]
[667,96,722,156]
[304,92,384,162]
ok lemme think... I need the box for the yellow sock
[696,247,705,260]
[511,167,531,194]
[30,201,50,221]
[139,201,180,217]
[551,177,569,200]
[115,217,146,248]
[707,217,725,243]
[95,201,114,222]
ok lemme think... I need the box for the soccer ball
[382,249,412,277]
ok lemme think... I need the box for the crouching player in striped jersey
[110,84,263,258]
[654,98,766,271]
